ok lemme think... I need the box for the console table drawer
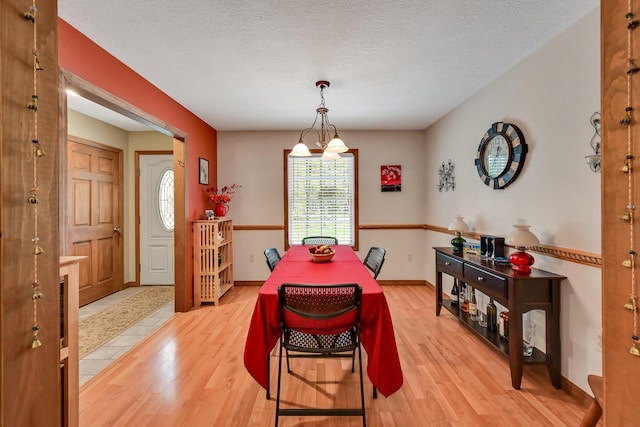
[464,264,507,301]
[436,253,463,276]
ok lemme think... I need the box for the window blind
[287,153,355,246]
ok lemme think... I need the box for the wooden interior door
[68,137,124,306]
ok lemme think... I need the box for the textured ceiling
[59,0,599,132]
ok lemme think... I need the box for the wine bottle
[499,311,510,341]
[487,298,497,332]
[450,279,459,305]
[460,282,469,312]
[469,287,478,321]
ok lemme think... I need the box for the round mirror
[474,122,528,189]
[482,134,510,178]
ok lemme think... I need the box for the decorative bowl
[310,250,335,263]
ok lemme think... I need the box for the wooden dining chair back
[364,247,386,279]
[276,283,365,426]
[301,236,338,245]
[264,247,281,272]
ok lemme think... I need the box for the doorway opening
[61,69,189,313]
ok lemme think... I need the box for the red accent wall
[58,18,216,306]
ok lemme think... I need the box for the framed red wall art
[381,165,401,192]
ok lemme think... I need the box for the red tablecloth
[243,245,403,397]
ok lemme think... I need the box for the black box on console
[480,235,505,258]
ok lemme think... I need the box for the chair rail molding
[230,223,602,268]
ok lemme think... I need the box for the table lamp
[505,219,540,274]
[448,215,469,253]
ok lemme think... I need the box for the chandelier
[290,80,348,159]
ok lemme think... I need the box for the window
[157,169,175,231]
[285,149,358,249]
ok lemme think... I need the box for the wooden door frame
[60,69,191,312]
[135,150,173,287]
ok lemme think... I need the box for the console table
[434,247,565,390]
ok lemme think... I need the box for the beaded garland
[624,0,640,357]
[24,0,45,349]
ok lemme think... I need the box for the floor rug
[79,286,174,358]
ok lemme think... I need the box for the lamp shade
[324,135,348,153]
[447,215,469,233]
[505,223,539,249]
[290,140,311,157]
[321,151,340,160]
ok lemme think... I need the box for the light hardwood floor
[79,286,592,426]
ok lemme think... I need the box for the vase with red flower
[214,203,228,218]
[206,184,240,218]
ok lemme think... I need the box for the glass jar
[499,311,509,341]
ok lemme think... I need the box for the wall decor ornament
[623,1,640,358]
[24,0,45,349]
[474,122,528,189]
[586,112,602,172]
[381,165,401,192]
[437,159,455,192]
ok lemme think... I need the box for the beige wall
[217,130,426,281]
[423,7,601,393]
[67,110,173,283]
[219,6,601,395]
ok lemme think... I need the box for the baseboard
[562,376,594,407]
[377,280,428,286]
[124,281,139,288]
[235,281,265,286]
[234,280,429,287]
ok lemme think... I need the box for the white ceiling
[59,0,599,132]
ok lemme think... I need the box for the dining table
[243,245,403,398]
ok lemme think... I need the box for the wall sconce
[437,159,455,192]
[585,112,601,172]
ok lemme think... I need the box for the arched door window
[158,169,175,231]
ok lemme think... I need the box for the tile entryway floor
[78,287,175,386]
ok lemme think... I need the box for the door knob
[113,227,122,233]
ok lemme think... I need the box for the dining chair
[364,246,386,279]
[301,236,338,245]
[275,283,366,426]
[263,247,281,272]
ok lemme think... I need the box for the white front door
[140,154,175,285]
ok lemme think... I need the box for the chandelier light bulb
[290,81,348,159]
[321,151,340,160]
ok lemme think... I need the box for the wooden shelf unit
[59,256,84,427]
[193,219,234,305]
[434,247,565,390]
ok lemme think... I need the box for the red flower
[206,184,240,204]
